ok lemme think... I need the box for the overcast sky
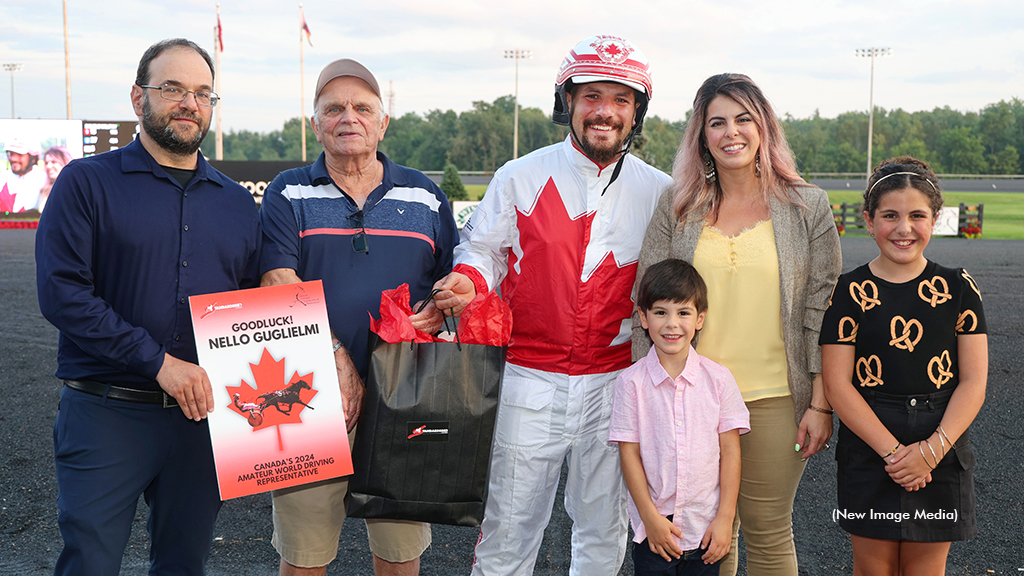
[1,0,1022,134]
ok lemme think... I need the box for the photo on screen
[1,119,83,214]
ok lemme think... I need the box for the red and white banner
[190,280,352,500]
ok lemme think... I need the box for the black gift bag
[345,334,506,527]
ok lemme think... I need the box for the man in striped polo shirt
[259,58,458,576]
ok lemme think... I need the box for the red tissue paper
[369,283,512,346]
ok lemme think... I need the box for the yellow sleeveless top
[693,220,790,401]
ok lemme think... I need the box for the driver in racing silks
[433,35,672,576]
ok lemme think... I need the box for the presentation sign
[189,280,352,500]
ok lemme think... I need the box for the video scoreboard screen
[0,119,83,214]
[82,121,139,156]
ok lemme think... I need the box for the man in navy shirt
[35,38,260,575]
[260,58,457,576]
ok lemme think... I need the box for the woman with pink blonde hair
[38,146,73,212]
[633,73,842,576]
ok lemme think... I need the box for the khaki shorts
[271,430,431,567]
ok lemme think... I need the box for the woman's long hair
[39,146,73,200]
[43,146,73,185]
[671,73,805,222]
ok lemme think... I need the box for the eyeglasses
[348,210,369,254]
[137,84,220,107]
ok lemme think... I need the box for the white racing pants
[471,364,627,576]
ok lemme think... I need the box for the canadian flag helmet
[552,35,652,128]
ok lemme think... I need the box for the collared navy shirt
[36,138,261,390]
[260,151,457,380]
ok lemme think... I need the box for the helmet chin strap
[600,128,637,196]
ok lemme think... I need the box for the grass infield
[826,190,1024,240]
[465,184,488,201]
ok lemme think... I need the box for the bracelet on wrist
[935,431,947,457]
[917,443,930,467]
[918,442,938,470]
[884,442,902,459]
[332,341,343,353]
[808,404,834,415]
[938,425,956,449]
[924,439,940,468]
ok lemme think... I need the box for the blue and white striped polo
[260,151,458,379]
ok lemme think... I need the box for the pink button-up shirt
[608,345,750,549]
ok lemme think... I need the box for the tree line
[201,96,1024,176]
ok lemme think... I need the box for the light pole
[855,47,890,180]
[63,0,72,119]
[4,63,23,118]
[504,49,531,159]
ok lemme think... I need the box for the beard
[569,104,630,165]
[9,155,36,176]
[141,93,210,157]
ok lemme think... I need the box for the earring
[755,156,762,178]
[702,149,717,183]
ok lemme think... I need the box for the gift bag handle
[415,288,462,351]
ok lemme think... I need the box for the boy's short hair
[636,259,708,313]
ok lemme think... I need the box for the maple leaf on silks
[225,348,318,450]
[0,183,15,213]
[504,178,637,374]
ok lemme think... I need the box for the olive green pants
[719,395,807,576]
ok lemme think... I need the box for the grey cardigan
[632,184,842,424]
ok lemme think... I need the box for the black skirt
[835,386,976,541]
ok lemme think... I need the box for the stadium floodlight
[855,48,891,181]
[4,63,24,118]
[504,49,532,159]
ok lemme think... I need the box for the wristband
[884,442,902,459]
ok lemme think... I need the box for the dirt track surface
[2,229,1021,575]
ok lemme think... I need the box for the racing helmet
[552,35,652,131]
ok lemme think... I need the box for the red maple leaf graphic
[0,183,15,213]
[225,348,318,450]
[504,177,636,374]
[604,43,622,56]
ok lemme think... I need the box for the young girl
[820,157,987,575]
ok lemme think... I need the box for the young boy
[609,259,749,575]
